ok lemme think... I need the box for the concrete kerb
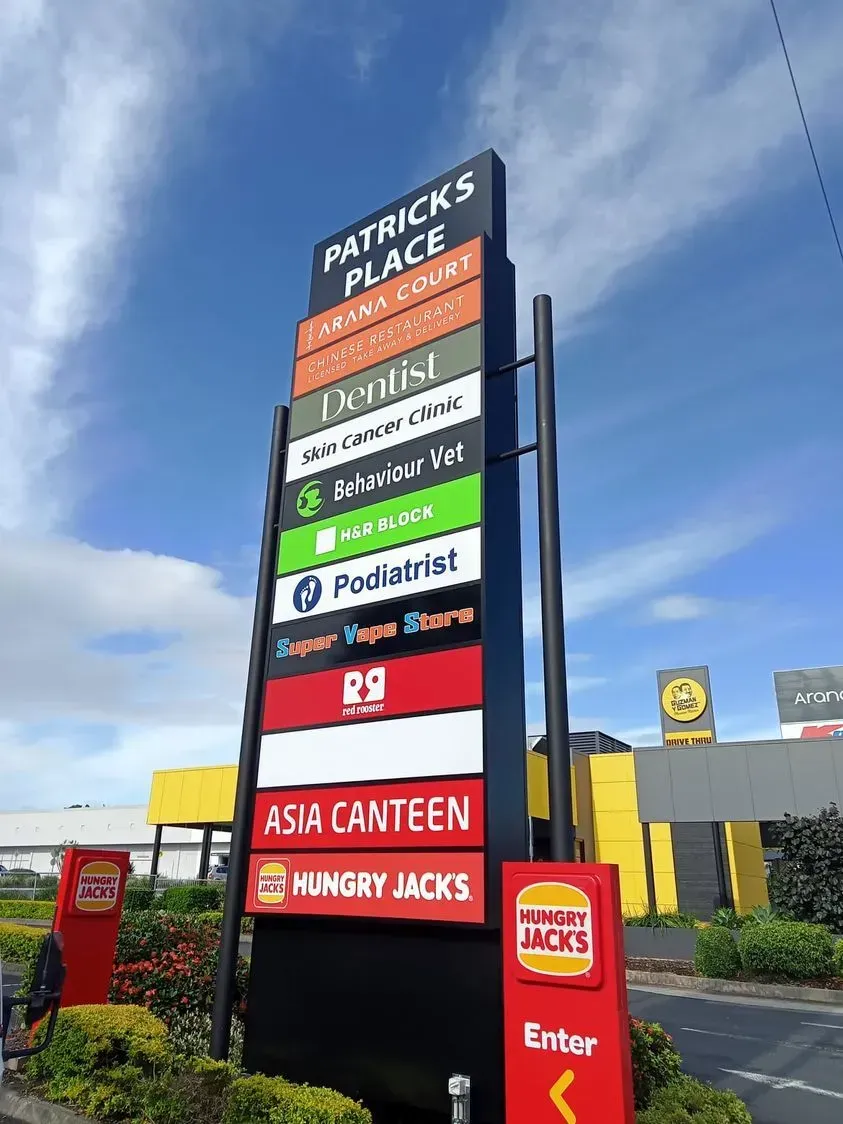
[627,968,843,1005]
[0,1084,84,1124]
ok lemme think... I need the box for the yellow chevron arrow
[549,1069,576,1123]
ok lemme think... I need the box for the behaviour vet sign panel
[248,151,526,929]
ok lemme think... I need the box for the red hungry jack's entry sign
[53,847,130,1008]
[502,862,635,1123]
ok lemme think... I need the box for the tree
[770,804,843,930]
[49,839,78,873]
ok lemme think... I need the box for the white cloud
[523,502,777,639]
[0,0,293,534]
[0,533,250,808]
[649,594,718,622]
[0,1,300,809]
[461,0,843,337]
[527,676,608,697]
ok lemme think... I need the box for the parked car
[0,867,39,877]
[208,864,228,882]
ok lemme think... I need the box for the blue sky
[1,0,842,808]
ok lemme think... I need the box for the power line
[767,0,843,270]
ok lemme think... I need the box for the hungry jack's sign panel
[247,851,485,923]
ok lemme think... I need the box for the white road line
[721,1068,843,1100]
[802,1022,843,1030]
[679,1026,843,1057]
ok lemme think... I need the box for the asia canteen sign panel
[245,150,527,928]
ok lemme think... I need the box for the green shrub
[741,904,781,926]
[123,886,156,913]
[739,920,834,980]
[24,1006,370,1124]
[195,909,224,926]
[26,1012,239,1124]
[769,803,843,931]
[223,1074,372,1124]
[111,911,248,1024]
[26,1005,170,1095]
[0,899,54,920]
[0,921,46,993]
[710,906,744,930]
[695,927,741,979]
[167,1008,245,1070]
[160,884,224,914]
[637,1076,752,1122]
[629,1017,682,1110]
[624,909,699,929]
[833,939,843,977]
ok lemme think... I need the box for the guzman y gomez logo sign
[774,666,843,725]
[307,150,505,315]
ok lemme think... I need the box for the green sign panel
[277,473,481,575]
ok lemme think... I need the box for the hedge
[629,1017,681,1110]
[695,926,741,979]
[223,1074,371,1124]
[0,921,46,994]
[27,1004,170,1090]
[122,886,156,913]
[835,938,843,977]
[637,1075,752,1122]
[0,899,54,920]
[159,884,224,913]
[23,1004,372,1124]
[739,920,834,980]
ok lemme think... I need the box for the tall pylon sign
[240,151,527,1123]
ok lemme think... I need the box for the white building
[0,805,230,879]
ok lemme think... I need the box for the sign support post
[533,295,574,863]
[211,404,289,1061]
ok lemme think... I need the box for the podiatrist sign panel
[502,863,635,1124]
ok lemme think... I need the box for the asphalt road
[629,985,843,1124]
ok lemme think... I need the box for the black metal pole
[149,825,162,881]
[198,824,213,880]
[211,404,288,1060]
[712,823,731,909]
[534,295,575,863]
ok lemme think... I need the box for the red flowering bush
[629,1016,682,1110]
[110,912,249,1026]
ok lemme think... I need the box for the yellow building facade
[147,749,768,918]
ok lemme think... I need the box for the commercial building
[9,726,843,919]
[143,732,776,918]
[0,804,231,879]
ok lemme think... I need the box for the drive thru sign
[502,863,635,1123]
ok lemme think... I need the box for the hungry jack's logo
[255,859,290,908]
[516,882,595,978]
[75,860,121,912]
